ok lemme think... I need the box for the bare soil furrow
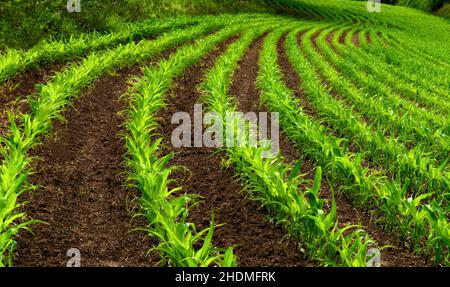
[0,63,66,134]
[228,35,312,266]
[277,33,428,267]
[352,30,361,47]
[14,65,159,267]
[157,35,310,267]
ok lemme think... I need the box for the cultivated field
[0,0,448,267]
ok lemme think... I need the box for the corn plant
[256,26,449,265]
[0,16,200,84]
[294,25,449,201]
[200,25,376,267]
[0,20,231,267]
[122,23,276,267]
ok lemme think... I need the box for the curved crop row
[201,25,376,267]
[0,13,274,85]
[0,17,198,84]
[378,32,450,82]
[337,28,450,115]
[326,26,449,134]
[0,20,231,267]
[263,0,373,22]
[310,25,449,159]
[385,30,450,70]
[296,26,449,201]
[122,26,256,267]
[371,32,449,98]
[258,27,449,265]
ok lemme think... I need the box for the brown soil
[234,34,308,168]
[0,63,65,134]
[366,31,372,44]
[339,30,348,45]
[311,30,322,50]
[0,63,65,107]
[281,34,318,119]
[300,31,371,155]
[231,34,319,265]
[326,31,338,52]
[157,35,311,267]
[231,35,321,265]
[13,65,160,267]
[339,29,350,45]
[277,33,428,267]
[352,30,361,47]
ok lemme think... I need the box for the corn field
[0,0,448,268]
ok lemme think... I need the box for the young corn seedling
[0,18,246,266]
[122,23,285,266]
[201,25,376,266]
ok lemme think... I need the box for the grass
[397,0,447,12]
[0,0,272,50]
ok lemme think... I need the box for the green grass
[397,0,447,12]
[0,0,272,50]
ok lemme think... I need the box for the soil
[276,32,428,267]
[5,25,430,268]
[0,63,65,134]
[352,31,361,47]
[157,35,312,267]
[281,34,318,119]
[230,35,316,266]
[326,31,339,52]
[0,63,65,107]
[13,65,160,267]
[366,31,372,44]
[339,29,350,45]
[231,34,323,264]
[311,30,321,50]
